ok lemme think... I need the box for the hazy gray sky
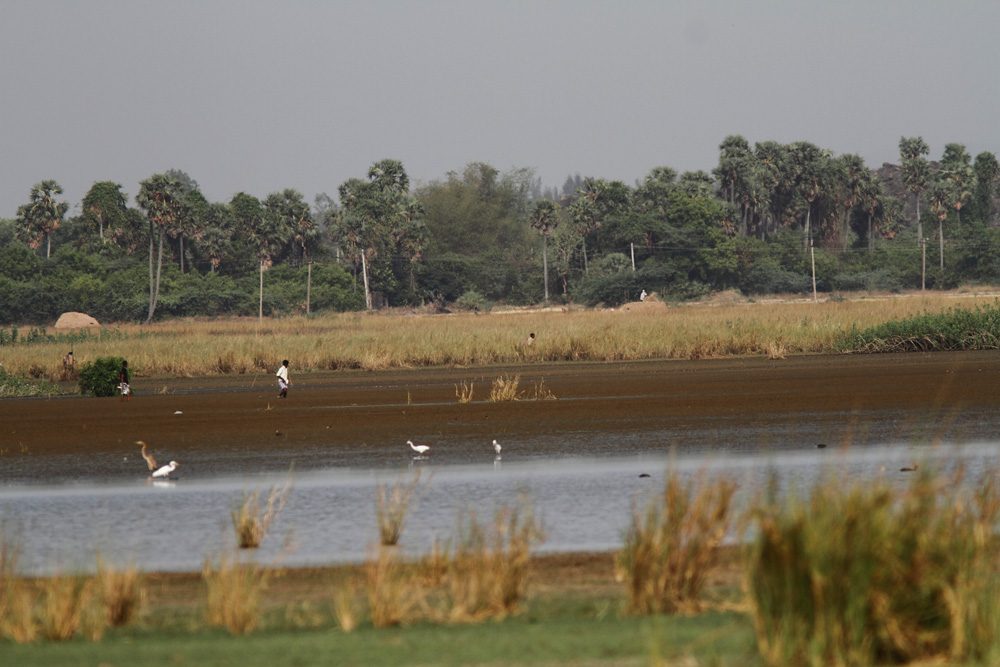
[3,1,999,218]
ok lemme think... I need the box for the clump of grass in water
[203,552,267,635]
[489,374,521,402]
[745,466,1000,666]
[231,477,293,549]
[375,470,427,546]
[615,470,736,616]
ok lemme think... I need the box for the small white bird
[407,440,430,456]
[493,439,502,455]
[139,440,179,479]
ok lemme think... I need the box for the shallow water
[2,436,999,575]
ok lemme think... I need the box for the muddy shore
[4,350,1000,482]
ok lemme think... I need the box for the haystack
[54,312,100,329]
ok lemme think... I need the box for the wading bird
[139,440,179,478]
[493,439,502,455]
[407,440,430,456]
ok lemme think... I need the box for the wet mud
[3,351,1000,484]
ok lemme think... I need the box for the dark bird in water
[900,465,918,472]
[639,473,651,478]
[816,444,827,449]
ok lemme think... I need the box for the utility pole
[306,261,312,315]
[921,237,927,292]
[810,240,817,302]
[259,259,264,323]
[630,243,635,271]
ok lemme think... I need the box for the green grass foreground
[1,606,756,667]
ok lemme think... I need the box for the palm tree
[16,180,68,258]
[82,181,128,242]
[925,180,952,270]
[530,200,560,303]
[137,173,185,323]
[899,136,930,242]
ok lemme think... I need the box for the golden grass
[616,470,737,616]
[489,374,521,402]
[94,557,145,628]
[454,380,474,403]
[203,552,267,635]
[231,478,293,549]
[6,292,999,380]
[363,546,427,628]
[375,470,427,546]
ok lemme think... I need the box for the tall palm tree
[17,180,68,258]
[900,136,930,243]
[137,173,185,323]
[530,200,560,303]
[925,180,952,270]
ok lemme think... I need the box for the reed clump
[363,546,427,628]
[444,499,546,623]
[616,470,737,616]
[745,467,1000,666]
[489,374,521,402]
[203,553,267,635]
[231,477,293,549]
[455,380,474,403]
[0,538,37,643]
[375,470,427,546]
[37,573,98,641]
[94,557,145,628]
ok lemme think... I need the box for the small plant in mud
[375,470,427,546]
[455,380,474,403]
[528,378,556,400]
[77,356,127,397]
[489,374,521,402]
[231,477,293,549]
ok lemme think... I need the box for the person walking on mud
[276,359,290,398]
[119,360,131,402]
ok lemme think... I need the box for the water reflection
[2,440,999,575]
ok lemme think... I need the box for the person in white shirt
[276,359,290,398]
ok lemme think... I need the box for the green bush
[78,356,127,397]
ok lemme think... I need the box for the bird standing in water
[408,440,430,456]
[139,440,179,478]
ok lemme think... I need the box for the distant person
[63,351,74,370]
[521,332,535,348]
[119,360,131,402]
[639,290,647,302]
[276,359,290,398]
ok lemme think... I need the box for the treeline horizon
[2,135,999,326]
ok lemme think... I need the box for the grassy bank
[3,291,1000,386]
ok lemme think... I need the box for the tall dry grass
[445,499,546,623]
[6,293,998,380]
[745,466,1000,666]
[203,553,268,635]
[363,546,427,628]
[616,470,737,615]
[94,557,145,628]
[231,477,293,549]
[375,470,427,546]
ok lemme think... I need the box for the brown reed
[94,557,145,627]
[231,477,293,549]
[203,553,267,635]
[375,470,427,546]
[363,546,427,628]
[616,470,737,616]
[489,374,521,402]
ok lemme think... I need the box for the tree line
[3,136,1000,325]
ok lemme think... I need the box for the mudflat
[5,350,999,468]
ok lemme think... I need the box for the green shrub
[78,356,127,397]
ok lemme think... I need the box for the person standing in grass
[276,359,290,398]
[119,360,131,402]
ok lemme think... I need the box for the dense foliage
[3,135,1000,325]
[78,355,128,397]
[837,301,1000,352]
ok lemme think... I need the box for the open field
[3,289,1000,383]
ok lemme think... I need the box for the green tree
[900,136,931,242]
[971,151,1000,224]
[530,199,560,303]
[136,173,186,323]
[15,180,68,258]
[939,143,973,225]
[926,179,952,270]
[82,181,128,242]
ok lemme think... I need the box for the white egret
[407,440,430,456]
[138,440,179,478]
[493,439,502,455]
